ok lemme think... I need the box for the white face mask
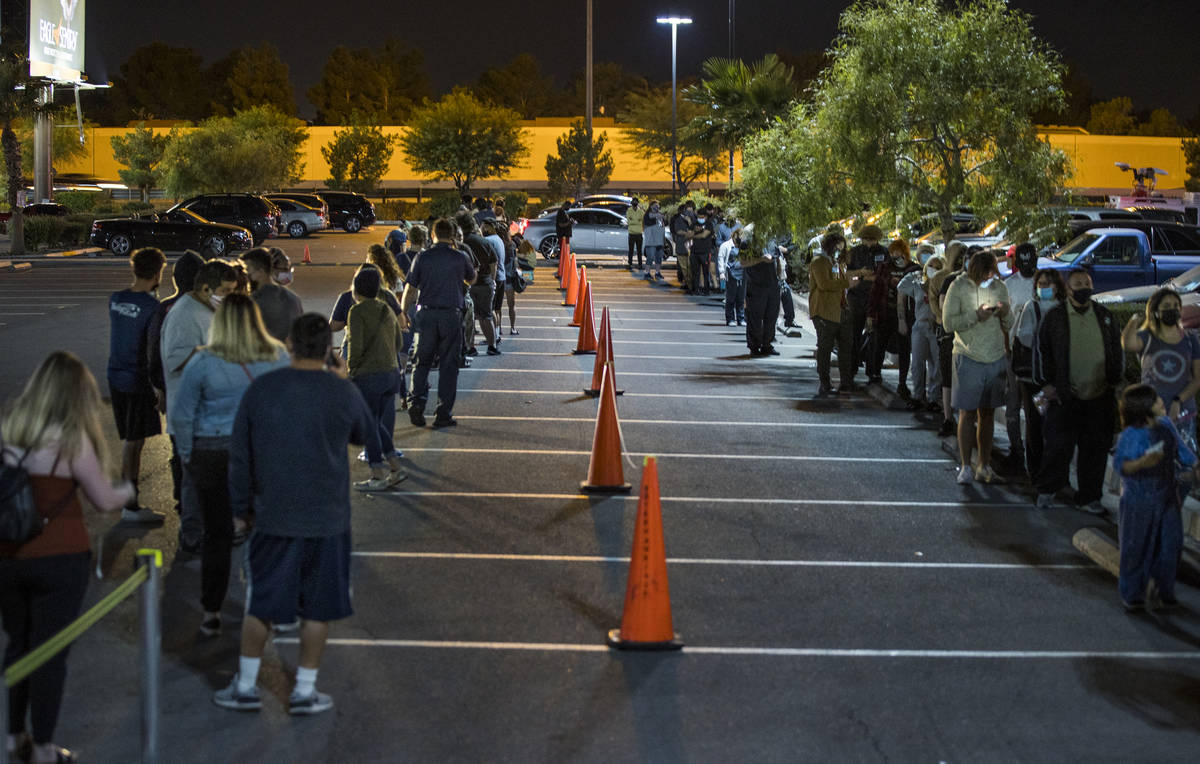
[274,270,293,286]
[210,294,224,309]
[926,264,940,278]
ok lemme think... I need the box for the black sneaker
[765,346,780,355]
[409,407,426,427]
[487,346,501,356]
[937,419,956,437]
[432,417,457,428]
[466,347,478,357]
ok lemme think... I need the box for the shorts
[951,354,1007,411]
[492,280,507,311]
[245,530,353,624]
[110,389,162,441]
[469,282,495,321]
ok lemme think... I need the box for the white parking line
[377,491,1019,507]
[456,388,807,400]
[449,415,905,428]
[470,354,815,363]
[460,369,793,379]
[489,338,734,346]
[398,447,944,463]
[275,638,1200,661]
[352,552,1087,570]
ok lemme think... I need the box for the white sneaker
[354,476,392,492]
[956,465,974,485]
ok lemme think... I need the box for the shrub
[497,190,528,219]
[428,190,463,219]
[56,190,102,213]
[23,216,65,250]
[375,200,406,221]
[93,198,121,214]
[405,202,432,220]
[122,200,156,214]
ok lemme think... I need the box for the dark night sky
[83,0,1200,121]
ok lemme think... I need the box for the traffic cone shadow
[565,265,585,309]
[607,456,682,650]
[571,283,598,355]
[586,307,623,396]
[581,362,631,493]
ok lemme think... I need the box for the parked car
[1094,264,1200,307]
[270,198,326,238]
[170,194,280,245]
[1064,207,1143,223]
[580,194,634,216]
[1073,220,1200,257]
[267,193,330,227]
[1041,226,1200,292]
[90,208,253,257]
[0,202,69,229]
[521,207,673,258]
[316,191,375,232]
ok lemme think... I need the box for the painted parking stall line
[447,415,910,428]
[396,447,946,464]
[377,490,1024,508]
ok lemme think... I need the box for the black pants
[813,315,847,390]
[869,319,911,386]
[627,233,643,269]
[745,271,780,352]
[188,445,233,613]
[1019,380,1045,479]
[779,282,796,326]
[411,307,464,419]
[168,435,182,504]
[1,552,90,743]
[691,251,713,293]
[1037,393,1116,505]
[724,277,746,323]
[845,296,869,377]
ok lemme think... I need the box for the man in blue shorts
[214,314,378,715]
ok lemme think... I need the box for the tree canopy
[307,41,429,125]
[399,89,528,193]
[224,43,296,116]
[620,88,723,194]
[475,54,556,120]
[742,0,1071,242]
[322,117,397,195]
[111,123,168,201]
[544,120,614,200]
[160,106,306,197]
[1185,138,1200,192]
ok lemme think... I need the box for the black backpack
[1010,301,1041,380]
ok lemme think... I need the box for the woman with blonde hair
[2,352,135,764]
[169,293,289,637]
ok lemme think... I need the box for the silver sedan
[522,207,672,258]
[271,198,327,238]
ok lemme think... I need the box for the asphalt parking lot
[3,234,1200,762]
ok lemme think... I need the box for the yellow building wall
[59,125,1191,194]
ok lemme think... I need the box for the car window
[275,200,295,211]
[1092,235,1140,265]
[594,211,623,226]
[1052,233,1102,263]
[1162,228,1200,252]
[202,199,237,218]
[570,210,596,225]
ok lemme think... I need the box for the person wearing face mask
[808,231,851,396]
[1010,269,1066,479]
[241,247,304,343]
[1122,287,1200,454]
[1001,243,1040,475]
[866,239,921,394]
[160,259,238,552]
[689,206,718,295]
[843,225,887,385]
[642,202,666,281]
[897,254,944,411]
[1033,269,1124,511]
[626,197,645,272]
[931,241,968,436]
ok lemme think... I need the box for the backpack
[0,439,71,546]
[1010,301,1041,380]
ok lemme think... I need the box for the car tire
[344,215,362,233]
[109,233,132,257]
[287,221,307,238]
[538,235,560,259]
[202,235,227,258]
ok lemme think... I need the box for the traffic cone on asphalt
[585,307,623,396]
[607,456,682,650]
[581,363,631,493]
[559,251,574,289]
[565,265,585,309]
[568,266,588,318]
[571,283,598,355]
[302,245,312,265]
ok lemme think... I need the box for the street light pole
[657,16,692,202]
[586,0,593,133]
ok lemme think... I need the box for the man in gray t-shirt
[242,248,303,342]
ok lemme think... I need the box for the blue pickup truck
[1037,225,1200,292]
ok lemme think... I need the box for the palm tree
[684,54,797,189]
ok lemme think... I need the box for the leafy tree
[160,106,306,197]
[562,62,649,118]
[399,89,528,194]
[744,0,1070,243]
[1086,97,1137,135]
[109,43,215,122]
[0,14,41,253]
[1135,108,1191,137]
[225,43,296,116]
[620,87,723,194]
[684,54,796,188]
[774,49,830,96]
[1185,137,1200,192]
[322,117,397,195]
[545,119,614,199]
[111,123,168,201]
[1032,58,1093,126]
[307,40,428,125]
[476,54,555,119]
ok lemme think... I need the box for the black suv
[171,194,281,245]
[317,191,376,232]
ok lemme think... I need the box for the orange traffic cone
[581,363,631,494]
[302,245,312,265]
[585,307,623,396]
[563,262,579,303]
[606,456,682,650]
[559,250,574,290]
[567,266,588,315]
[571,283,598,355]
[556,246,565,280]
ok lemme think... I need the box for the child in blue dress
[1112,383,1198,611]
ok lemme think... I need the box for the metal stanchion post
[137,550,162,764]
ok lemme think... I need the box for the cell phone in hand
[1146,441,1165,456]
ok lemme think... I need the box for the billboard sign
[29,0,85,82]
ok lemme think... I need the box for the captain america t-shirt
[1137,328,1200,412]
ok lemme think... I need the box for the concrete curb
[1072,528,1120,577]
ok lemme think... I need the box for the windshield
[1051,233,1101,263]
[1168,264,1200,293]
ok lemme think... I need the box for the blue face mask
[1037,287,1054,300]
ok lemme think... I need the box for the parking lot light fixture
[656,16,692,201]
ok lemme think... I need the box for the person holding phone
[942,249,1012,484]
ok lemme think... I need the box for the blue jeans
[645,245,664,274]
[352,370,396,467]
[411,307,464,419]
[724,277,746,323]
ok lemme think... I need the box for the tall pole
[670,23,678,202]
[586,0,593,133]
[33,85,54,203]
[728,0,736,190]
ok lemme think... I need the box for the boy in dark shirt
[107,247,167,522]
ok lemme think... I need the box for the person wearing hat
[998,242,1039,473]
[842,224,887,387]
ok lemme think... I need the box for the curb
[1072,528,1119,577]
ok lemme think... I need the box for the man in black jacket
[1033,269,1123,511]
[554,202,573,254]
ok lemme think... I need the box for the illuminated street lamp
[656,16,692,201]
